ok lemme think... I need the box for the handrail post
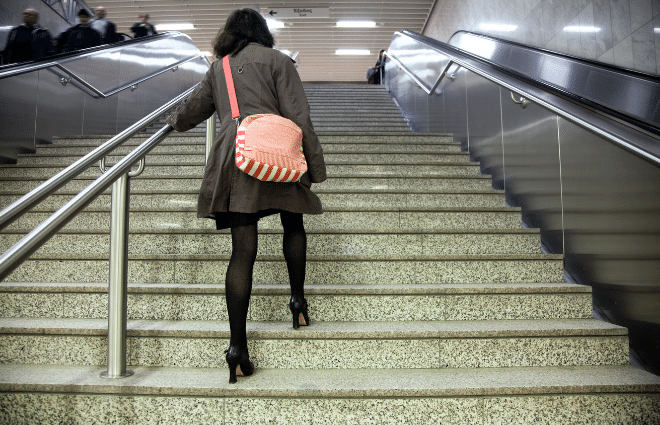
[101,173,133,378]
[205,113,216,162]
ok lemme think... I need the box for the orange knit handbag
[222,55,307,182]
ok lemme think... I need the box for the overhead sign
[267,8,330,18]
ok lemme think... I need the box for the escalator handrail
[386,30,660,168]
[0,32,192,80]
[449,30,660,83]
[0,84,197,232]
[399,29,660,137]
[51,53,209,98]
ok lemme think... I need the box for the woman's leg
[226,223,258,348]
[280,212,306,298]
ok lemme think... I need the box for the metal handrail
[0,85,220,380]
[0,123,174,379]
[53,55,204,98]
[0,32,176,79]
[387,31,660,168]
[0,32,210,98]
[0,122,171,280]
[383,51,432,94]
[384,50,455,95]
[0,85,197,232]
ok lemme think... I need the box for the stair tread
[4,364,657,397]
[0,282,591,294]
[1,188,501,196]
[19,150,468,158]
[0,161,479,169]
[0,317,626,337]
[0,174,488,182]
[2,227,539,235]
[12,206,520,212]
[19,253,564,261]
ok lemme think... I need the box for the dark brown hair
[212,8,274,58]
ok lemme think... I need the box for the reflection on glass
[480,24,517,32]
[563,26,601,32]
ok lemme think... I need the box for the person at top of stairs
[166,8,327,384]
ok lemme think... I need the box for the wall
[424,0,660,76]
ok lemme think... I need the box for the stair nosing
[1,364,658,398]
[0,317,627,338]
[0,282,592,295]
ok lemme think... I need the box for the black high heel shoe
[289,295,310,329]
[225,346,254,384]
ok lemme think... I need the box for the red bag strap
[222,55,241,121]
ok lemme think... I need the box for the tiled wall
[423,0,660,75]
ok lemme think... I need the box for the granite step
[0,175,494,194]
[0,282,594,321]
[5,207,525,232]
[0,228,543,256]
[0,189,507,212]
[45,133,455,146]
[312,126,412,132]
[15,151,471,166]
[1,364,658,425]
[33,141,462,156]
[143,124,414,134]
[310,111,405,117]
[0,163,482,179]
[0,317,630,369]
[2,253,565,284]
[307,97,395,102]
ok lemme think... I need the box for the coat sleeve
[107,22,118,43]
[166,66,216,132]
[274,56,327,184]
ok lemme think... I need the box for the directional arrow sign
[266,8,329,18]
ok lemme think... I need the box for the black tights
[225,212,306,348]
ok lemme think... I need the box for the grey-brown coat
[167,43,327,221]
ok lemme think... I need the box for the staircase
[1,84,659,424]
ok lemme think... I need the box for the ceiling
[82,0,437,81]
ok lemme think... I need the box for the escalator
[0,31,209,163]
[385,29,660,376]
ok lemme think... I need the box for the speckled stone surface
[129,337,230,368]
[0,335,106,365]
[62,293,108,318]
[4,255,565,284]
[10,209,523,232]
[321,143,461,153]
[36,144,205,156]
[224,397,482,425]
[1,163,484,179]
[484,394,660,424]
[0,365,659,424]
[2,363,660,397]
[248,293,592,322]
[0,283,593,321]
[2,175,494,194]
[438,336,630,368]
[0,393,225,425]
[129,335,629,369]
[0,393,644,425]
[0,231,541,257]
[0,293,64,318]
[325,164,479,175]
[0,318,629,368]
[1,191,508,212]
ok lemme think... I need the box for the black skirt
[214,209,280,230]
